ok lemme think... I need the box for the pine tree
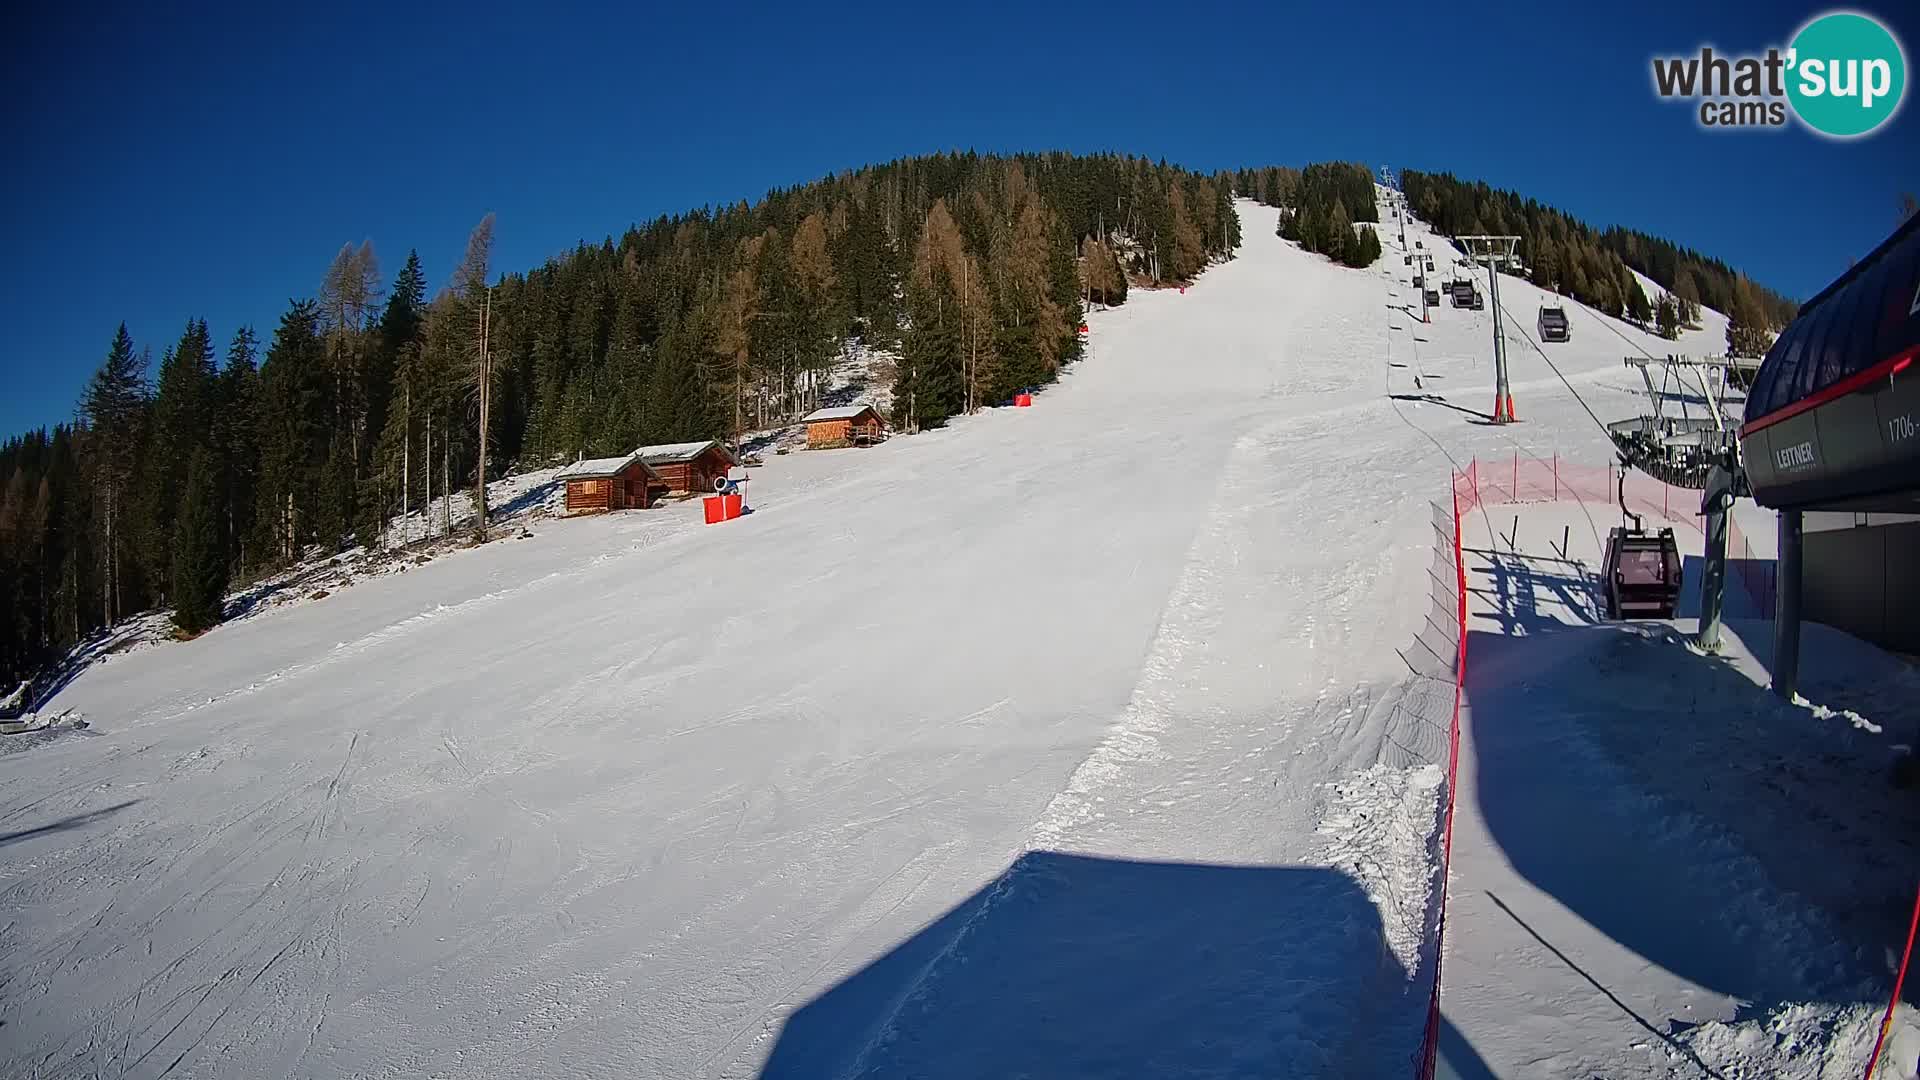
[1046,213,1086,366]
[441,214,498,537]
[1726,275,1776,357]
[1654,293,1680,339]
[80,325,149,624]
[214,327,260,573]
[1344,223,1380,268]
[1167,183,1205,279]
[170,449,225,635]
[1326,199,1354,265]
[256,300,327,562]
[1531,236,1560,291]
[1627,278,1654,326]
[1083,237,1127,307]
[1673,272,1703,328]
[789,212,840,415]
[319,241,383,474]
[147,319,218,586]
[904,262,963,427]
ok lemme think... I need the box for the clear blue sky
[3,0,1915,436]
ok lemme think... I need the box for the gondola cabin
[802,405,887,449]
[558,451,660,515]
[1538,305,1570,342]
[637,440,738,496]
[1602,525,1683,618]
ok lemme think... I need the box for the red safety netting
[1415,454,1781,1078]
[1415,470,1469,1079]
[1454,452,1777,614]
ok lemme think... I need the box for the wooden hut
[637,440,738,496]
[801,405,886,449]
[557,452,660,515]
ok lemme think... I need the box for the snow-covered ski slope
[1,198,1788,1079]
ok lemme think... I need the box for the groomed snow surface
[2,198,1914,1078]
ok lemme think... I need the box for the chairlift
[1601,465,1682,620]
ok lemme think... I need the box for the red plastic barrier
[724,493,743,520]
[1014,393,1033,407]
[703,496,725,524]
[1419,457,1786,1077]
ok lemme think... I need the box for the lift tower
[1458,235,1522,422]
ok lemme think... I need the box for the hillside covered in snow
[4,194,1915,1080]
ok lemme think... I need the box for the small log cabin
[801,405,886,449]
[557,452,660,515]
[637,440,738,496]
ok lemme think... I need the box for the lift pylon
[1458,235,1521,422]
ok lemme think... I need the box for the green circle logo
[1787,11,1907,137]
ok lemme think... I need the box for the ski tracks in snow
[845,280,1458,1076]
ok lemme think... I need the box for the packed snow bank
[1675,1002,1920,1080]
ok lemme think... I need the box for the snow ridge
[1316,761,1444,975]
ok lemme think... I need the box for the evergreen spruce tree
[256,300,326,562]
[170,449,225,635]
[905,262,963,427]
[80,325,149,624]
[1325,199,1354,264]
[147,320,217,580]
[1047,214,1086,365]
[1654,293,1680,338]
[214,327,260,573]
[1726,276,1776,357]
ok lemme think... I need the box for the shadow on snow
[758,850,1493,1078]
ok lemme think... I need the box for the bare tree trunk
[424,416,433,543]
[442,415,451,538]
